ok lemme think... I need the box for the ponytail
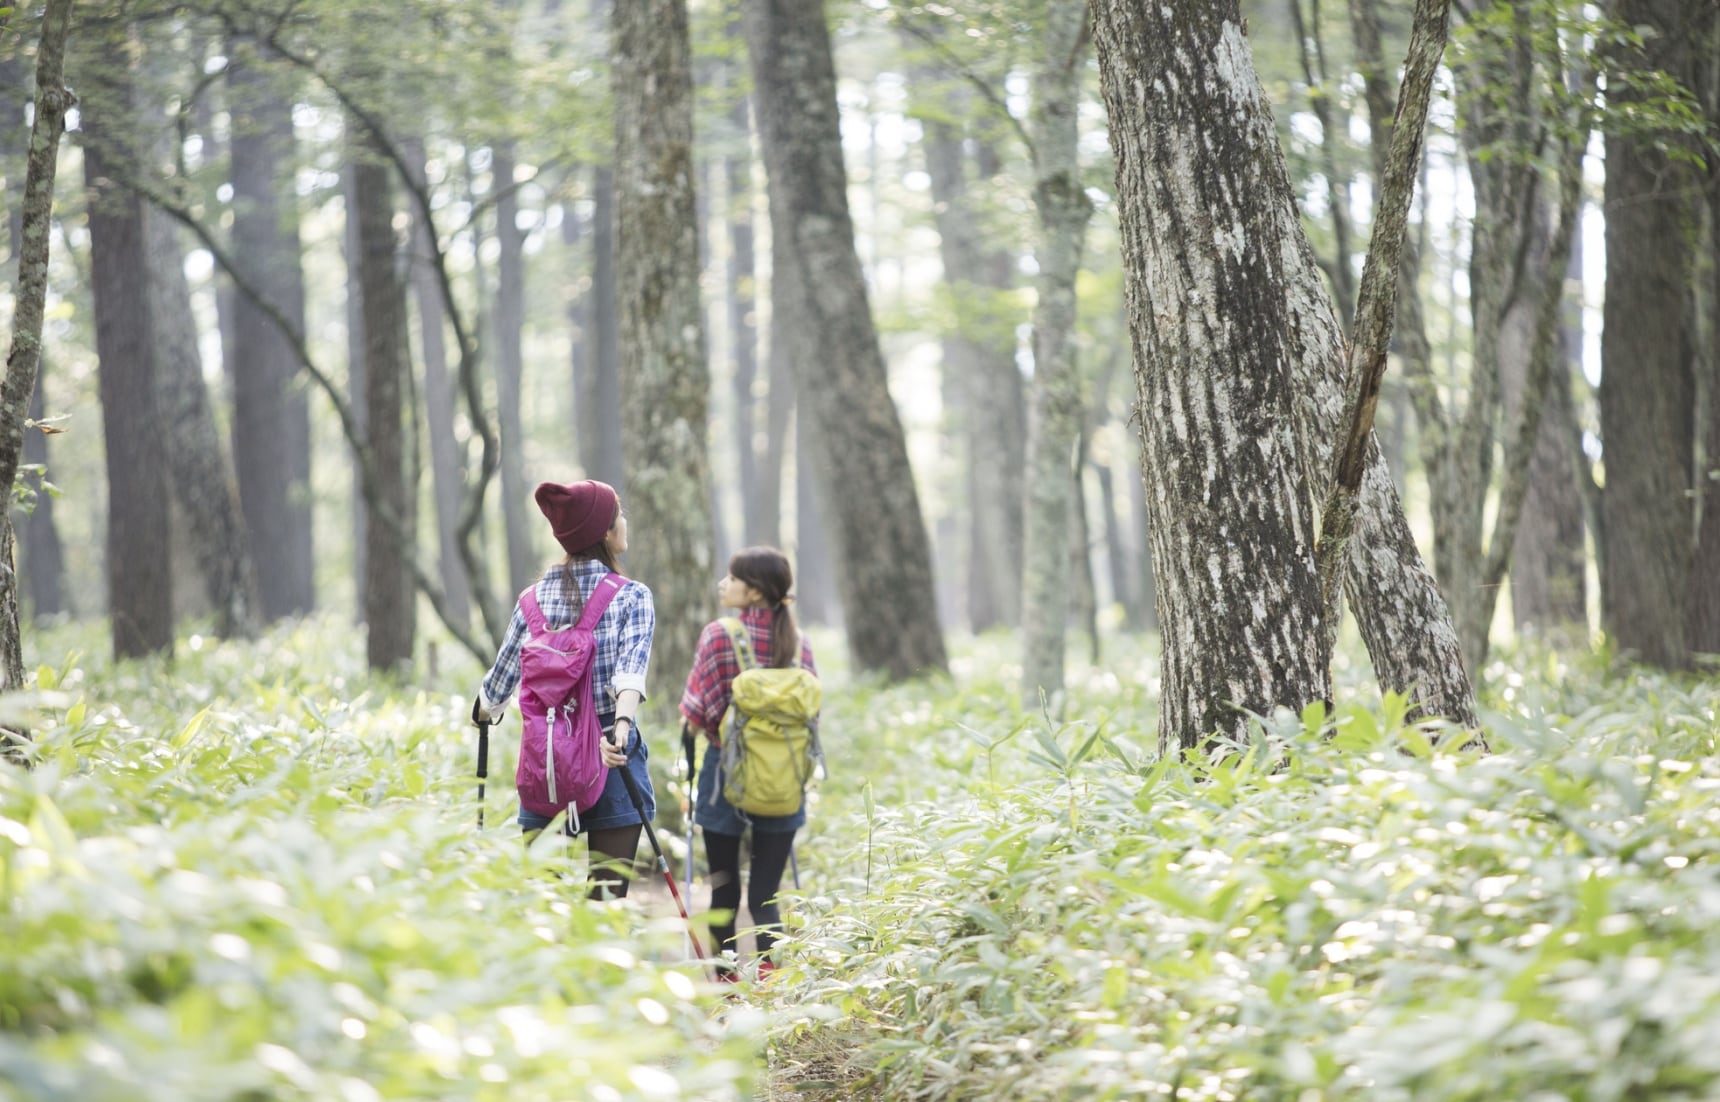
[770,602,801,670]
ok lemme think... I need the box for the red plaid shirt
[679,607,818,743]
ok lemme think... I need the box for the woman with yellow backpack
[679,546,822,981]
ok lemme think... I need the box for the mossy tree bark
[613,0,717,698]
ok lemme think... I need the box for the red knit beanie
[534,479,619,555]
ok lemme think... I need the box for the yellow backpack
[717,618,823,817]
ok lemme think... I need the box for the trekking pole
[789,846,801,891]
[609,728,712,970]
[470,698,492,830]
[681,723,698,904]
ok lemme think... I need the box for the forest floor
[5,616,1720,1100]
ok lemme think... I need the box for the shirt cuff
[611,672,649,701]
[479,689,511,717]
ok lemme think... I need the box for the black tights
[524,823,642,901]
[703,828,796,960]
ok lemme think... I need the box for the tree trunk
[493,142,536,597]
[0,0,73,685]
[587,163,625,490]
[743,0,947,680]
[1071,447,1101,665]
[613,0,716,699]
[144,204,258,638]
[1508,217,1586,638]
[1094,1,1332,750]
[404,139,472,632]
[1126,449,1158,632]
[1437,7,1546,668]
[343,162,370,615]
[1686,19,1720,655]
[754,202,794,548]
[228,44,314,620]
[1690,192,1720,652]
[1095,459,1132,622]
[1020,0,1094,706]
[18,370,65,621]
[4,58,66,624]
[921,116,974,631]
[725,73,763,542]
[970,148,1028,634]
[919,102,1026,634]
[794,398,839,626]
[1600,0,1699,670]
[352,140,417,673]
[562,171,593,478]
[83,71,174,660]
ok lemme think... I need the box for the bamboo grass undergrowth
[761,635,1720,1101]
[5,618,1719,1101]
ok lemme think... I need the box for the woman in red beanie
[476,478,657,899]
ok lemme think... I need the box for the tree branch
[1481,48,1598,595]
[1315,0,1453,653]
[136,178,495,665]
[193,1,508,645]
[0,0,75,514]
[890,7,1037,161]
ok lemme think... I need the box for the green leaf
[173,706,211,749]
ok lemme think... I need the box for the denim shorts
[517,727,655,834]
[693,739,805,837]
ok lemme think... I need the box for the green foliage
[1,617,758,1101]
[11,619,1720,1100]
[9,463,60,515]
[761,637,1720,1100]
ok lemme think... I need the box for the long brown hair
[729,545,799,668]
[554,501,621,621]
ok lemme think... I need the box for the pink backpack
[514,573,626,829]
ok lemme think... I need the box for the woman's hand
[602,719,632,768]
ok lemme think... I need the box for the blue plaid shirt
[479,561,655,724]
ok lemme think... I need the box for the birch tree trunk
[0,0,73,690]
[744,0,946,678]
[1019,0,1094,706]
[613,0,716,697]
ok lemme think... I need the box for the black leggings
[703,828,796,958]
[524,823,642,901]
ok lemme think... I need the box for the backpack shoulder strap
[718,617,757,671]
[574,572,627,633]
[519,586,550,635]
